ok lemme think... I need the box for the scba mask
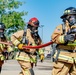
[66,15,76,26]
[31,27,38,37]
[0,32,5,39]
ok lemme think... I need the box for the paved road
[1,58,53,75]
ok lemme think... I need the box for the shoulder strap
[21,27,27,44]
[62,24,65,34]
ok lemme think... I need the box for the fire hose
[22,34,59,49]
[0,41,53,49]
[0,34,59,49]
[0,34,60,49]
[0,41,12,45]
[22,41,53,49]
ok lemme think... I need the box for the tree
[0,0,28,39]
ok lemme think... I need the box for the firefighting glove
[17,44,24,50]
[64,34,75,43]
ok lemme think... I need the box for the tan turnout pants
[52,61,76,75]
[18,60,33,75]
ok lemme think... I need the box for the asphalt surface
[1,58,53,75]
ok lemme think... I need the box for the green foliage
[0,0,28,39]
[2,11,27,28]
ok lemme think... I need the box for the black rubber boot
[0,67,2,73]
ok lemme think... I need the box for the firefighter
[51,7,76,75]
[39,48,44,62]
[0,23,13,73]
[11,17,42,75]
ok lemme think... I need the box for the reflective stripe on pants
[54,53,74,64]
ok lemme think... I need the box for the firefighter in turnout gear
[0,23,13,73]
[51,7,76,75]
[39,48,44,62]
[11,17,42,75]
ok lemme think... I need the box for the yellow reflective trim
[59,35,65,43]
[8,46,13,52]
[74,58,76,63]
[39,49,44,54]
[32,43,36,46]
[0,55,5,60]
[0,44,5,51]
[13,40,20,46]
[15,56,30,62]
[24,69,30,75]
[67,40,76,46]
[67,10,70,13]
[3,44,5,47]
[64,10,70,14]
[0,44,3,50]
[30,57,36,63]
[54,53,73,63]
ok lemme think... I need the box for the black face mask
[27,24,39,37]
[67,15,76,26]
[0,32,5,39]
[31,27,39,44]
[31,27,38,37]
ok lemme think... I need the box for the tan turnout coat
[11,29,41,62]
[51,24,76,63]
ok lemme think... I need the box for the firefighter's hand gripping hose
[22,41,53,49]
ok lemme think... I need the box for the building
[44,45,52,57]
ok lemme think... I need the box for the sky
[17,0,76,43]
